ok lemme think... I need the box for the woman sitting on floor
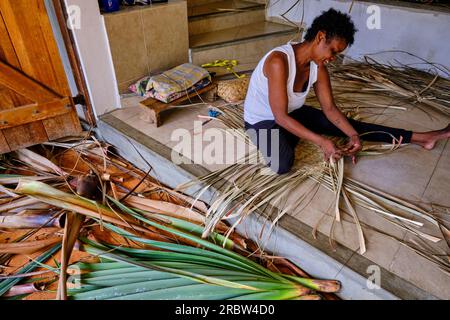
[243,8,450,174]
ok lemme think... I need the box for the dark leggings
[244,105,413,174]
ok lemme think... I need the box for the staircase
[187,0,301,77]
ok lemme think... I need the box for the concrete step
[187,0,266,6]
[186,0,221,8]
[189,21,300,75]
[188,0,263,18]
[189,3,265,36]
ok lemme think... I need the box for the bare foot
[413,124,450,150]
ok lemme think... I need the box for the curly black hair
[304,8,357,46]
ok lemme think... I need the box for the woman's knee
[274,162,293,174]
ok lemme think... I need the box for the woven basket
[217,77,250,103]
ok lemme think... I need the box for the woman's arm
[313,63,362,157]
[264,52,341,160]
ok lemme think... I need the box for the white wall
[44,0,91,121]
[64,0,121,117]
[45,0,78,96]
[267,0,450,75]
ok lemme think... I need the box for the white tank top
[244,42,318,125]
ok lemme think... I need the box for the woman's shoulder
[266,50,289,64]
[264,43,292,63]
[263,50,289,74]
[255,43,292,78]
[262,51,289,79]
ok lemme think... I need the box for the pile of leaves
[0,134,340,300]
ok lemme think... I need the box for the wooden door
[0,0,82,154]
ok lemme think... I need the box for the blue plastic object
[208,109,220,118]
[101,0,120,12]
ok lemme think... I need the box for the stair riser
[190,32,300,75]
[187,0,266,8]
[247,0,266,3]
[189,9,265,36]
[187,0,221,8]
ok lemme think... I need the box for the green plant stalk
[70,261,149,273]
[67,285,99,294]
[72,269,293,290]
[78,268,272,283]
[70,266,149,277]
[71,276,305,300]
[74,276,178,288]
[76,274,278,289]
[230,289,307,300]
[70,277,197,300]
[87,241,262,276]
[71,260,259,276]
[15,179,234,251]
[134,209,235,249]
[0,243,61,296]
[106,283,251,300]
[0,293,31,300]
[107,196,287,282]
[14,180,240,269]
[0,174,56,185]
[282,274,341,293]
[71,262,274,289]
[15,180,133,225]
[105,221,335,292]
[79,240,313,299]
[100,223,268,277]
[291,295,323,300]
[83,243,260,291]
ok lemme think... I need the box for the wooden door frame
[52,0,96,126]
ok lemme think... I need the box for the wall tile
[141,2,189,74]
[104,11,148,88]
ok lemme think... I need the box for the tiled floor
[422,140,450,207]
[112,102,210,145]
[110,88,450,299]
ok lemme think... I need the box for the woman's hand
[342,134,362,164]
[320,138,342,162]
